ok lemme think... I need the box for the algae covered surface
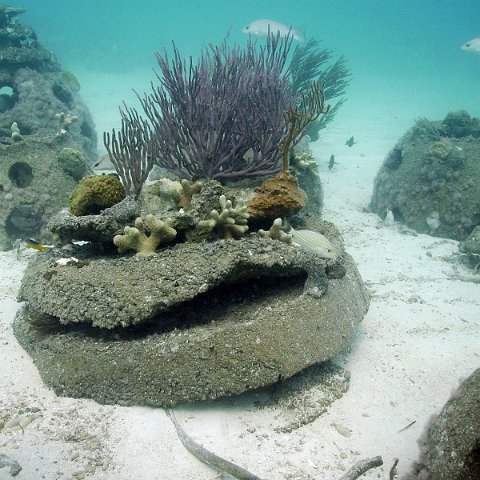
[370,112,480,241]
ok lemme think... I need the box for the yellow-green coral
[198,195,249,240]
[69,174,125,216]
[113,215,177,256]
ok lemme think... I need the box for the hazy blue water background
[9,1,480,149]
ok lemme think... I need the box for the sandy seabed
[0,71,479,480]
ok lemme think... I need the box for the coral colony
[104,32,342,195]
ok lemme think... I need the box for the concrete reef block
[369,111,480,240]
[409,369,480,480]
[14,218,369,407]
[0,135,89,250]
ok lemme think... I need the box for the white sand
[1,70,479,480]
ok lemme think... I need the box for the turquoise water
[12,0,480,121]
[8,0,480,124]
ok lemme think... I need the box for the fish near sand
[242,19,304,42]
[461,37,480,53]
[24,238,51,252]
[328,154,337,170]
[289,226,338,260]
[345,136,357,147]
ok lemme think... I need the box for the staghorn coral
[198,195,249,240]
[258,218,293,244]
[113,214,176,256]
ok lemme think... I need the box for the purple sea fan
[138,33,297,181]
[104,105,156,197]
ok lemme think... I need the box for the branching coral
[108,33,296,183]
[56,112,78,133]
[171,179,203,209]
[113,214,177,256]
[258,218,293,244]
[105,34,345,189]
[289,39,350,136]
[278,81,329,172]
[291,152,319,177]
[198,195,249,240]
[103,106,156,197]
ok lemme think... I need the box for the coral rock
[69,174,125,216]
[248,171,306,220]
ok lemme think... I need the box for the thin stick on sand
[166,409,264,480]
[338,455,384,480]
[167,409,384,480]
[389,458,399,479]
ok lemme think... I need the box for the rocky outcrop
[0,4,97,250]
[0,135,90,250]
[408,368,480,480]
[14,217,369,407]
[369,111,480,241]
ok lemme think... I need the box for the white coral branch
[258,218,293,244]
[198,195,249,240]
[114,214,176,256]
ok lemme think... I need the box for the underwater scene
[0,1,479,479]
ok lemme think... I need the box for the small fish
[384,208,395,225]
[461,37,480,53]
[289,226,337,260]
[328,154,337,170]
[25,238,51,252]
[345,136,356,147]
[242,19,304,42]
